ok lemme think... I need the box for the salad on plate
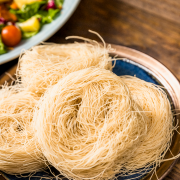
[0,0,64,55]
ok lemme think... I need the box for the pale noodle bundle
[0,32,175,179]
[17,41,113,96]
[33,68,149,179]
[0,85,46,174]
[120,76,174,173]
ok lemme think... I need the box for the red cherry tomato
[1,25,22,47]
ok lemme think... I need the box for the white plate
[0,0,80,65]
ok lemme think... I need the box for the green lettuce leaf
[10,1,47,22]
[35,8,60,24]
[0,24,5,32]
[55,0,64,9]
[22,31,38,39]
[0,35,7,55]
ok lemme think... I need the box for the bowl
[0,0,80,65]
[0,44,180,180]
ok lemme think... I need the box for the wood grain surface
[1,0,180,179]
[120,0,180,24]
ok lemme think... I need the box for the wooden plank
[0,64,17,86]
[0,175,5,180]
[120,0,180,24]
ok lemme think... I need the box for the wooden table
[1,0,180,179]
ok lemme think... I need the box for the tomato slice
[1,25,22,47]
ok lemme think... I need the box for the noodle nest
[0,85,45,174]
[33,68,150,179]
[18,42,113,96]
[120,76,174,172]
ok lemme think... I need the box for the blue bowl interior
[113,59,159,85]
[2,59,160,180]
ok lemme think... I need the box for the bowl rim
[1,44,180,180]
[110,44,180,180]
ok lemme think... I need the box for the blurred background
[1,0,180,79]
